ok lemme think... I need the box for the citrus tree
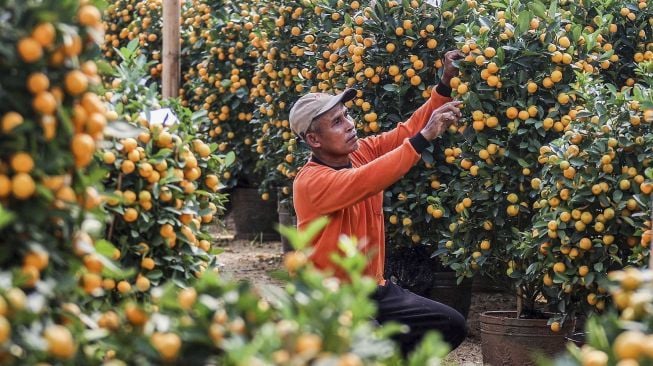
[411,0,639,320]
[181,0,266,190]
[317,0,461,251]
[99,42,230,293]
[249,0,329,200]
[0,0,123,362]
[527,61,653,328]
[103,0,164,77]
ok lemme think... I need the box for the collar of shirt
[310,155,353,170]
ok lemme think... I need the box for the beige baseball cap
[289,88,357,137]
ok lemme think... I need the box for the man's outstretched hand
[420,101,463,141]
[441,50,464,88]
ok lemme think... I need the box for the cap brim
[315,88,357,119]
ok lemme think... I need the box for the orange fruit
[27,72,50,94]
[23,250,49,271]
[10,152,34,173]
[44,324,76,359]
[33,91,58,114]
[124,303,147,326]
[178,288,198,310]
[558,36,571,48]
[0,315,10,344]
[613,331,644,360]
[117,280,131,294]
[579,237,592,250]
[553,262,566,273]
[506,107,518,119]
[1,111,23,133]
[506,204,519,216]
[121,160,135,174]
[78,5,102,26]
[71,133,95,167]
[141,257,155,270]
[20,265,39,287]
[31,23,56,47]
[123,208,138,223]
[284,251,307,273]
[64,70,88,96]
[527,82,538,93]
[17,37,43,63]
[135,276,150,292]
[295,333,322,355]
[83,254,103,273]
[12,173,35,199]
[151,332,182,361]
[81,92,105,114]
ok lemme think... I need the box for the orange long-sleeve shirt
[293,90,451,283]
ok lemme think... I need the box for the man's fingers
[437,102,463,116]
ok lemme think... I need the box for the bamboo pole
[162,0,180,98]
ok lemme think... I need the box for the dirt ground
[214,236,515,365]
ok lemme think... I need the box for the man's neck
[311,153,352,170]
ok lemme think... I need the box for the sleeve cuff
[409,132,430,154]
[435,83,452,98]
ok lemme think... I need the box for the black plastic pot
[277,192,296,253]
[230,187,280,241]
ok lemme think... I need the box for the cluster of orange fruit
[569,269,653,366]
[103,0,163,75]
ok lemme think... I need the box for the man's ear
[304,131,321,149]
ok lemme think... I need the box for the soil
[214,235,515,365]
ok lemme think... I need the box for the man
[288,50,466,355]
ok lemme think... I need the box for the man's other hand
[441,50,464,87]
[420,101,463,141]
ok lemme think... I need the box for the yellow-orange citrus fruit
[27,72,50,94]
[17,37,43,63]
[78,5,102,26]
[10,152,34,173]
[31,23,56,47]
[12,173,35,199]
[64,70,88,96]
[44,324,76,359]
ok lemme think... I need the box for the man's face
[307,104,358,156]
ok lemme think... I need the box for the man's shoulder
[294,161,322,182]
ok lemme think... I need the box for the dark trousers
[371,280,467,356]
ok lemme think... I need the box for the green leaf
[95,239,117,257]
[383,84,399,92]
[225,151,236,167]
[0,205,15,229]
[515,10,532,35]
[528,1,547,20]
[278,216,329,251]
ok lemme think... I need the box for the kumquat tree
[1,0,652,364]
